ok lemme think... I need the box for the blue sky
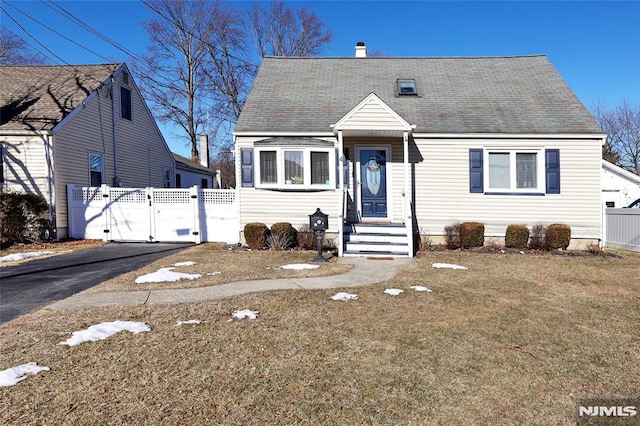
[2,1,639,157]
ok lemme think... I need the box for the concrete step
[345,233,408,244]
[344,240,409,254]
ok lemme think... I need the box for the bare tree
[0,28,46,65]
[135,0,213,160]
[592,100,640,174]
[248,1,334,57]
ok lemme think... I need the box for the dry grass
[80,244,352,293]
[1,251,639,425]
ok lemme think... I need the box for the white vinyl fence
[604,208,640,252]
[67,185,239,244]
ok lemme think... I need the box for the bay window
[256,147,334,189]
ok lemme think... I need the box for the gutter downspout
[403,131,413,257]
[110,76,120,186]
[43,133,56,238]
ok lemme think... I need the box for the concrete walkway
[47,257,415,310]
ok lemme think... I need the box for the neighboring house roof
[0,63,121,131]
[173,153,216,176]
[602,160,640,184]
[235,55,603,135]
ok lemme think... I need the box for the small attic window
[397,79,417,95]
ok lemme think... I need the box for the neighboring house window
[176,173,182,187]
[201,178,208,188]
[121,87,132,120]
[89,152,104,186]
[469,148,560,194]
[163,166,173,188]
[255,147,334,189]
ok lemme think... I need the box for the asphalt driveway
[0,242,193,323]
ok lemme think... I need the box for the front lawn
[1,251,638,424]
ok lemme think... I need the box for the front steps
[343,223,410,257]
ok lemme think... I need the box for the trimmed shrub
[244,222,269,249]
[528,224,546,250]
[460,221,484,249]
[269,222,296,250]
[296,225,317,250]
[545,223,571,250]
[444,223,461,249]
[0,191,50,245]
[505,224,530,249]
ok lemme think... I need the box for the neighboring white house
[173,153,218,189]
[0,63,176,238]
[602,160,640,208]
[234,46,606,256]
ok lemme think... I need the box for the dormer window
[397,79,417,95]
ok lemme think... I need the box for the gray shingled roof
[235,55,602,135]
[173,153,216,175]
[0,64,121,131]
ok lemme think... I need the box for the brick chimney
[355,41,366,58]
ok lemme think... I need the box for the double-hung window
[121,87,132,121]
[487,150,542,193]
[256,147,334,189]
[89,152,104,186]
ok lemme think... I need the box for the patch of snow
[0,362,50,387]
[57,321,151,347]
[174,320,202,327]
[135,267,201,283]
[232,309,259,320]
[330,292,358,301]
[384,288,404,296]
[410,286,433,292]
[432,263,468,270]
[207,271,221,276]
[281,263,320,270]
[173,261,196,267]
[0,251,55,263]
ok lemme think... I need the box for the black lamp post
[309,208,329,263]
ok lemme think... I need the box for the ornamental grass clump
[460,222,484,249]
[268,222,296,250]
[244,222,269,250]
[505,224,530,249]
[444,223,461,249]
[528,224,546,250]
[545,223,571,250]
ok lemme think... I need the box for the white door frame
[355,145,393,222]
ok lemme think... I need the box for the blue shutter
[469,149,483,193]
[545,149,560,194]
[240,148,254,187]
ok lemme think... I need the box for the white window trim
[254,146,335,190]
[484,148,544,193]
[89,151,105,186]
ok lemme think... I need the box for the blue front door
[359,149,387,218]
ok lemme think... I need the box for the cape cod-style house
[0,63,176,239]
[234,44,606,257]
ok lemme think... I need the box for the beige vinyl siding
[54,69,174,229]
[339,100,409,132]
[1,135,53,200]
[412,137,603,241]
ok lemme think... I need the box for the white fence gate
[604,208,640,252]
[67,185,239,244]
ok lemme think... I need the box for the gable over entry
[332,93,416,256]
